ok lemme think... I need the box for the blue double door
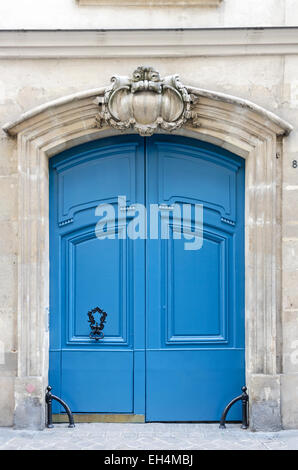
[49,135,245,421]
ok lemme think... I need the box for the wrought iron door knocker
[88,306,107,341]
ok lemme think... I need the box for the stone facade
[0,0,298,431]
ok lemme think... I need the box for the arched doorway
[4,81,291,430]
[49,134,245,421]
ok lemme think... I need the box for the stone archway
[3,68,292,430]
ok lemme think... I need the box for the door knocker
[87,306,107,341]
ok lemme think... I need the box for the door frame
[3,84,291,430]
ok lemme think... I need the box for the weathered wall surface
[0,0,297,29]
[0,0,297,429]
[0,80,18,427]
[281,56,298,429]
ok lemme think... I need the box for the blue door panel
[63,230,131,346]
[61,351,133,412]
[133,350,146,415]
[52,142,138,226]
[146,350,244,421]
[49,351,62,413]
[145,136,245,421]
[157,146,239,221]
[49,134,245,421]
[164,230,227,342]
[49,135,145,414]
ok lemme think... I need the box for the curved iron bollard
[45,386,75,428]
[219,386,249,429]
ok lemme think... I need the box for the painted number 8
[293,160,298,168]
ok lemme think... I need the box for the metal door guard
[219,386,249,429]
[45,386,75,428]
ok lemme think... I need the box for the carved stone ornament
[94,66,200,136]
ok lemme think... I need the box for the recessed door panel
[55,144,137,226]
[146,350,243,421]
[165,229,227,343]
[158,146,237,221]
[61,351,133,413]
[64,229,130,345]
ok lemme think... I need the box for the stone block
[0,377,14,426]
[281,374,298,429]
[282,310,298,374]
[249,374,281,431]
[14,377,45,430]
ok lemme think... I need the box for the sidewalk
[0,423,297,450]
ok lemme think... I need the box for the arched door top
[3,65,292,147]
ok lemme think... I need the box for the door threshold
[53,414,145,423]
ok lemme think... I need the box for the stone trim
[3,87,292,137]
[2,84,292,430]
[1,28,298,59]
[77,0,222,5]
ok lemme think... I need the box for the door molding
[3,74,292,430]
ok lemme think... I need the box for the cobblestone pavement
[0,423,297,450]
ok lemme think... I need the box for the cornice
[0,27,298,58]
[77,0,222,4]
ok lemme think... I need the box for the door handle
[87,306,107,341]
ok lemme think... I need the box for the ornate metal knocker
[87,306,107,341]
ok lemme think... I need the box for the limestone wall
[0,0,297,429]
[0,0,297,29]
